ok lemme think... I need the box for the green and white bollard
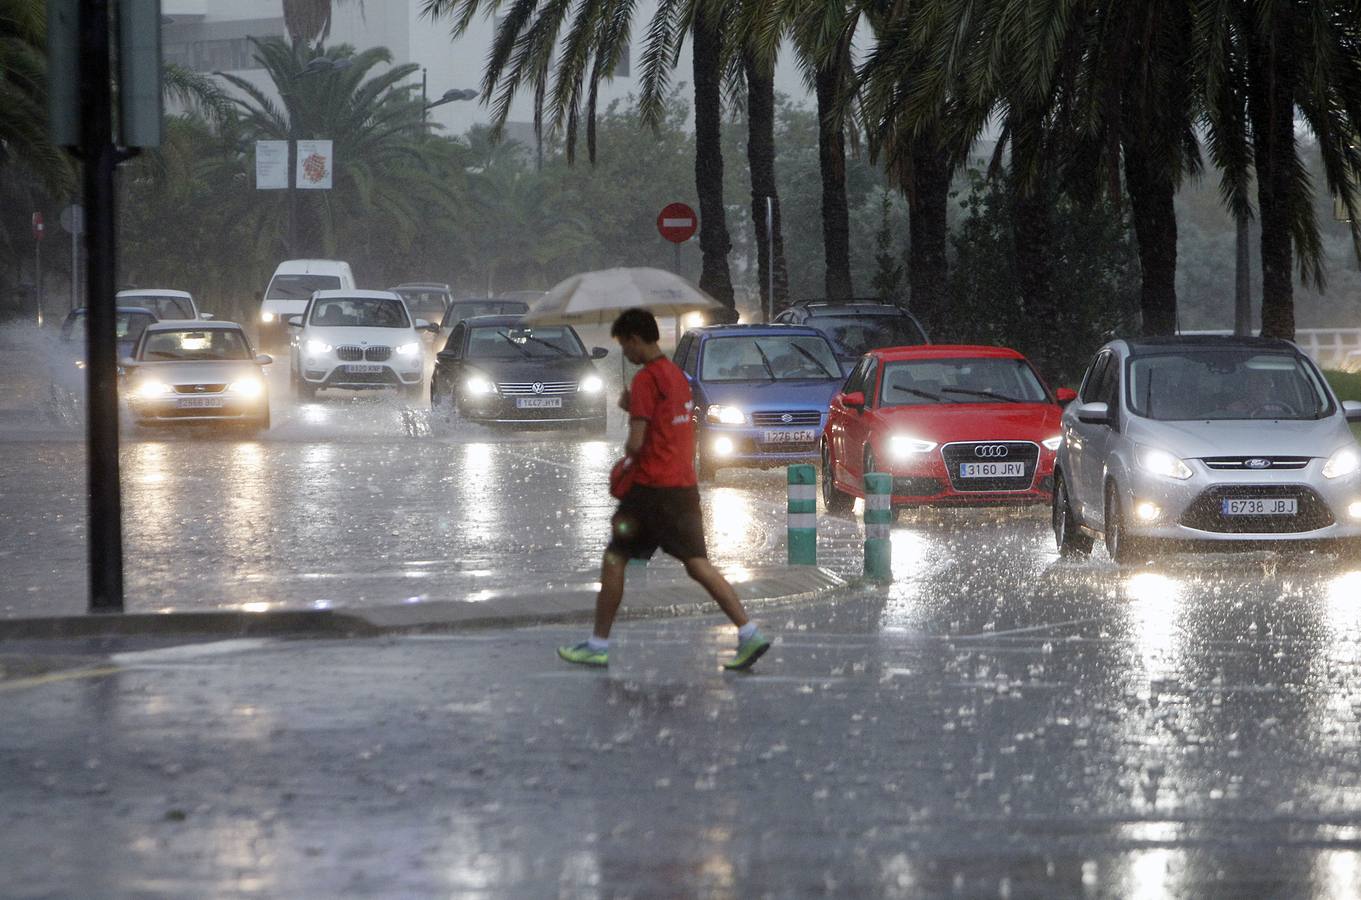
[863,472,892,582]
[786,464,817,565]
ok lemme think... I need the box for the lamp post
[421,67,477,124]
[285,56,351,256]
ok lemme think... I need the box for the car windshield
[811,314,927,358]
[466,326,584,359]
[120,295,194,319]
[879,358,1049,406]
[445,301,529,327]
[309,297,411,328]
[267,274,342,300]
[395,289,450,320]
[140,329,251,361]
[64,311,156,344]
[1127,349,1331,420]
[699,335,841,382]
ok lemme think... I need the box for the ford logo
[1245,458,1272,469]
[781,413,793,424]
[193,384,206,393]
[975,444,1009,458]
[532,382,544,394]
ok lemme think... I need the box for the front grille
[326,369,400,386]
[1202,456,1311,471]
[498,381,578,395]
[336,345,364,362]
[173,384,225,394]
[751,410,822,427]
[1180,485,1335,533]
[365,346,391,362]
[892,477,947,496]
[941,441,1039,492]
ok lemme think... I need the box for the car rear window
[120,295,194,319]
[810,315,927,358]
[267,274,342,300]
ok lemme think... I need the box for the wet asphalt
[4,335,1361,896]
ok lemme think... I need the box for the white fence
[1180,328,1361,371]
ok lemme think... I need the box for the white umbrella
[523,267,725,326]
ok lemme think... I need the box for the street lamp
[421,67,477,123]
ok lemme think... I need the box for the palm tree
[0,0,72,190]
[742,45,790,316]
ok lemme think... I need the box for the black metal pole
[80,0,124,612]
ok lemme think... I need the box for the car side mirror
[1343,400,1361,423]
[841,391,865,410]
[1076,401,1111,425]
[119,357,137,369]
[414,318,431,330]
[1055,387,1078,404]
[199,312,214,320]
[256,354,273,366]
[286,315,303,328]
[591,347,608,360]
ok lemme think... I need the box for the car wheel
[1104,480,1145,565]
[588,416,608,436]
[402,381,424,402]
[821,442,853,513]
[1053,472,1093,556]
[694,433,716,483]
[297,379,317,402]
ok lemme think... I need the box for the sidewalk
[0,565,847,641]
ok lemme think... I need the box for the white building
[162,0,811,140]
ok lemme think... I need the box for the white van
[259,260,355,347]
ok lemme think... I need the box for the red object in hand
[609,457,637,499]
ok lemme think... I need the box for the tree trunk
[907,132,950,337]
[1011,183,1061,377]
[744,50,788,319]
[1247,9,1297,340]
[692,7,735,318]
[814,66,853,300]
[1122,139,1179,336]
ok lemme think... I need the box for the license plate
[959,462,1025,478]
[761,429,816,444]
[175,397,225,409]
[1222,497,1297,516]
[516,397,562,409]
[344,364,383,374]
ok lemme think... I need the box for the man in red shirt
[558,308,772,670]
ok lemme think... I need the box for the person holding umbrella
[557,308,772,670]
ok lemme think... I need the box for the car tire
[296,379,317,402]
[1053,472,1093,556]
[588,416,608,436]
[402,381,424,402]
[1104,480,1145,565]
[695,434,717,483]
[821,442,853,513]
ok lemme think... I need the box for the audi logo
[532,382,544,394]
[974,444,1010,458]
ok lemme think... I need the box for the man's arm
[624,418,648,457]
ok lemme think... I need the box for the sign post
[60,203,83,310]
[31,213,44,326]
[657,202,698,342]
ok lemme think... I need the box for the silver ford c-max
[1053,336,1361,562]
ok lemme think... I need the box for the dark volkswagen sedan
[431,316,609,432]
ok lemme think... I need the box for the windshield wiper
[942,387,1023,403]
[899,388,944,402]
[521,334,572,356]
[752,343,778,381]
[496,331,531,356]
[790,343,837,379]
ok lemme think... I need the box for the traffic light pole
[79,0,124,612]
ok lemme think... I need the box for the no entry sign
[656,202,698,243]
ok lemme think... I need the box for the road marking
[952,618,1101,640]
[110,639,275,666]
[0,665,121,693]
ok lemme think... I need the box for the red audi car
[821,345,1077,511]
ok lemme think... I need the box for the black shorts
[607,485,708,562]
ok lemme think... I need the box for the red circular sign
[656,202,698,243]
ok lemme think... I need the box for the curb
[0,567,849,642]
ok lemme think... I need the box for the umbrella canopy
[523,267,726,327]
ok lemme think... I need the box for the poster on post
[295,140,334,190]
[255,140,288,189]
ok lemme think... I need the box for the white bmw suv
[1054,336,1361,562]
[287,290,436,400]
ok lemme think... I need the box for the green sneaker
[723,631,772,671]
[557,641,608,668]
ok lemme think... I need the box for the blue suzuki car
[674,324,844,480]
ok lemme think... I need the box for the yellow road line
[0,665,121,694]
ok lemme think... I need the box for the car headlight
[706,404,746,425]
[580,375,604,394]
[261,311,275,324]
[1136,445,1193,480]
[135,380,171,399]
[305,339,332,355]
[395,342,421,357]
[1042,435,1062,451]
[227,378,264,398]
[1323,447,1361,479]
[889,435,937,459]
[465,375,495,396]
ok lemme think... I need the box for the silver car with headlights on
[1054,336,1361,562]
[123,321,272,433]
